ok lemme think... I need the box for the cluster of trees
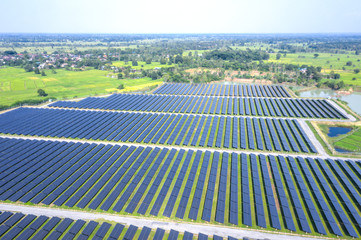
[204,49,269,62]
[321,80,345,90]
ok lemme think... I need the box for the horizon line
[1,32,361,35]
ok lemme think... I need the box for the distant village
[0,51,112,71]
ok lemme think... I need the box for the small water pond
[335,147,351,153]
[327,127,352,137]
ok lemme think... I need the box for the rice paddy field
[0,67,162,107]
[334,127,361,152]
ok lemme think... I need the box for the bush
[117,84,124,90]
[37,89,48,97]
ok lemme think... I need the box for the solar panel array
[49,93,346,119]
[0,82,355,239]
[0,211,255,240]
[153,83,291,97]
[0,108,317,153]
[1,137,360,237]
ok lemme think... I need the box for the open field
[0,67,162,107]
[334,128,361,152]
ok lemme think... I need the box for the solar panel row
[49,94,346,119]
[0,108,316,153]
[0,211,248,240]
[153,83,291,97]
[0,138,360,237]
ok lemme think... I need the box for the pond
[299,89,361,115]
[334,147,351,153]
[327,127,352,137]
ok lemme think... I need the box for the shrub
[37,89,48,97]
[117,84,124,90]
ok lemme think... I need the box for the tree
[313,53,319,58]
[346,61,352,66]
[174,55,183,64]
[24,65,33,72]
[132,60,138,66]
[150,71,158,80]
[123,68,130,78]
[4,50,17,55]
[354,69,360,74]
[146,59,152,64]
[41,71,46,76]
[160,58,167,65]
[168,56,174,63]
[117,84,124,90]
[37,89,48,97]
[276,53,281,60]
[51,69,57,74]
[34,68,40,74]
[117,73,123,79]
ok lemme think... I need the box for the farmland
[0,67,162,108]
[335,128,361,152]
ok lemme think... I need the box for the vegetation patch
[316,121,361,154]
[0,67,161,108]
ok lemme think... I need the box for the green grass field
[334,127,361,152]
[0,67,162,107]
[111,61,175,70]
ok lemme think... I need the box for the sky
[1,0,361,33]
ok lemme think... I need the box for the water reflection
[300,89,361,115]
